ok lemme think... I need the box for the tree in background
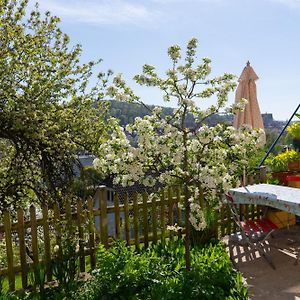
[94,38,261,270]
[0,0,109,210]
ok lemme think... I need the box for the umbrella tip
[246,60,250,66]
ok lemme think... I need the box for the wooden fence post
[53,202,62,259]
[87,198,96,269]
[168,188,174,239]
[114,193,121,240]
[4,211,15,291]
[259,166,267,183]
[124,193,130,246]
[226,205,232,235]
[133,193,139,251]
[42,205,52,282]
[220,206,226,237]
[160,191,165,243]
[176,187,182,229]
[99,188,108,248]
[152,196,158,243]
[77,200,85,272]
[142,193,149,248]
[30,205,39,269]
[17,208,27,289]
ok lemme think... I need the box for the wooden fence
[0,185,264,292]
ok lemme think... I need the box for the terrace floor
[224,225,300,300]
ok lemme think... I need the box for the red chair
[225,193,278,269]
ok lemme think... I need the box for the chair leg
[255,243,276,270]
[230,255,238,269]
[261,251,276,270]
[245,238,276,270]
[294,250,299,266]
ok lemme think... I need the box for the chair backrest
[224,193,276,240]
[224,193,250,239]
[224,193,277,269]
[225,193,241,223]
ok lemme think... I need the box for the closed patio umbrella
[233,61,266,145]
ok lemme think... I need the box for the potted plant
[287,119,300,151]
[286,150,300,171]
[265,149,300,184]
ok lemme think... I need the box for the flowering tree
[94,38,261,270]
[0,1,110,209]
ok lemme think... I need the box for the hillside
[107,100,233,127]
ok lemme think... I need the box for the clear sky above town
[29,0,300,121]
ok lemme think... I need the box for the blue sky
[29,0,300,121]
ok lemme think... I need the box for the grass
[1,255,93,294]
[2,274,22,292]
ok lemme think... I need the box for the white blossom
[53,245,59,253]
[93,38,260,232]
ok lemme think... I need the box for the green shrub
[73,240,248,300]
[287,122,300,139]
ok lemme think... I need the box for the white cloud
[34,0,160,26]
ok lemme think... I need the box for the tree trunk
[183,128,191,271]
[184,189,191,271]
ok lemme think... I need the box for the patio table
[229,183,300,267]
[230,183,300,217]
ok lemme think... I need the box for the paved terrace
[225,225,300,299]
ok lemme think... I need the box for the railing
[259,103,300,168]
[0,185,264,292]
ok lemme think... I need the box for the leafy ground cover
[73,240,248,300]
[0,239,248,299]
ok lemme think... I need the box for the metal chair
[225,193,278,269]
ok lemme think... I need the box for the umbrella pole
[258,103,300,168]
[243,166,246,186]
[240,166,246,221]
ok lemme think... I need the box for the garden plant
[73,240,248,300]
[287,114,300,150]
[266,149,300,173]
[94,38,262,269]
[0,0,110,211]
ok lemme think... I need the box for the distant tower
[261,113,273,127]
